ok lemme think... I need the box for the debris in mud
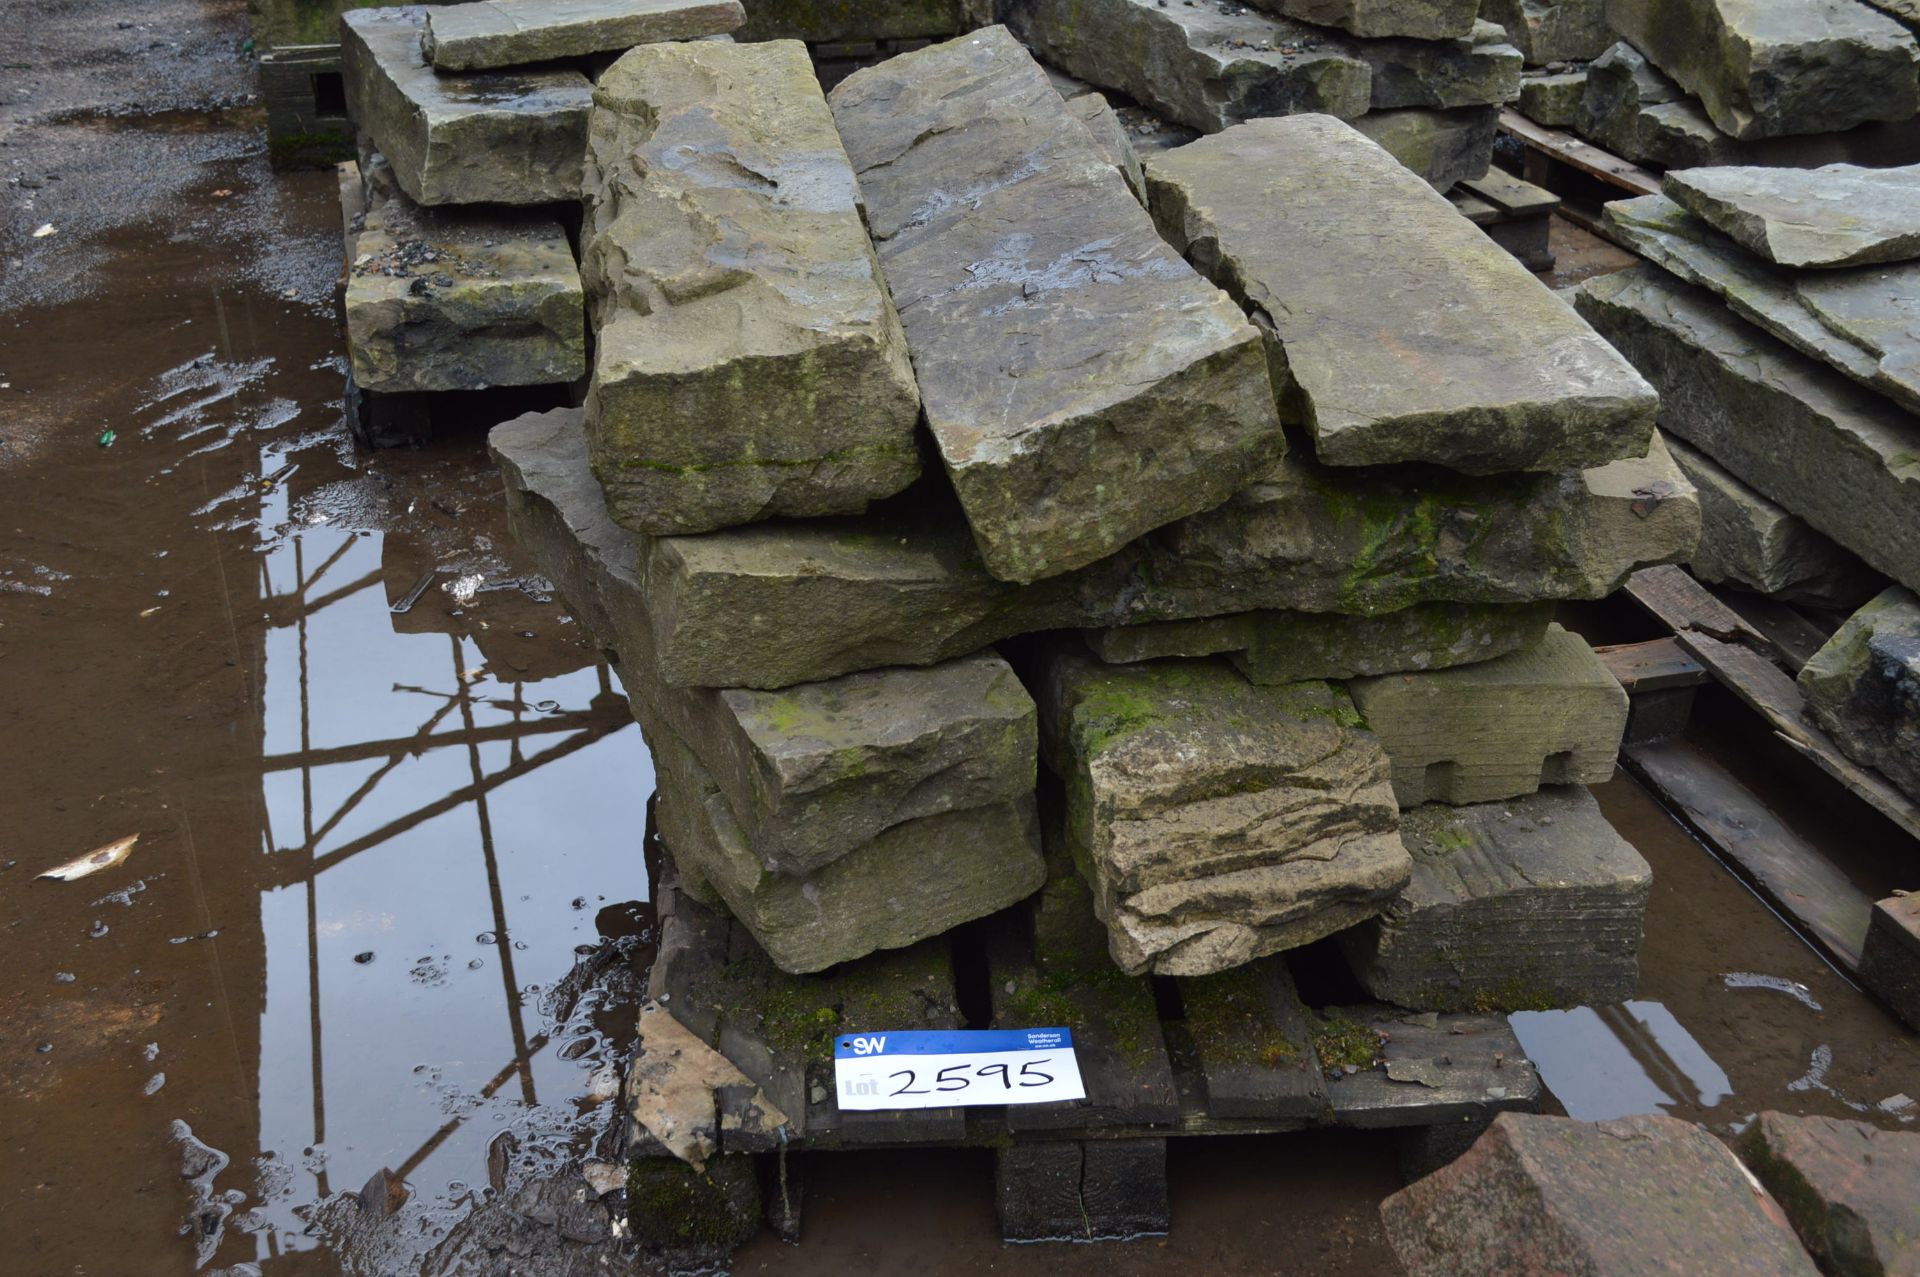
[37,832,139,881]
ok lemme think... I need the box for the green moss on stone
[1311,1010,1385,1072]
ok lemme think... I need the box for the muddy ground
[2,2,1916,1274]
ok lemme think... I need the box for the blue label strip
[833,1028,1074,1058]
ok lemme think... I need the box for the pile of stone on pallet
[1510,0,1920,172]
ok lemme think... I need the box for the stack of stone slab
[995,0,1524,192]
[1518,0,1920,172]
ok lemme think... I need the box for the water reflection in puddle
[1510,1001,1733,1122]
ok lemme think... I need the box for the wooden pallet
[1448,170,1562,272]
[1497,107,1658,240]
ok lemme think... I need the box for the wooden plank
[1498,108,1661,196]
[1177,958,1327,1121]
[1323,1007,1540,1130]
[1625,737,1872,969]
[1624,565,1778,660]
[1704,586,1836,674]
[1593,636,1709,693]
[1459,170,1561,217]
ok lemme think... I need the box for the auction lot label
[832,1028,1086,1110]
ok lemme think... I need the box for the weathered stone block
[1738,1112,1920,1277]
[1064,89,1147,203]
[582,40,921,536]
[1339,785,1652,1010]
[1517,68,1586,127]
[423,0,745,71]
[1353,105,1497,189]
[1481,0,1612,64]
[1087,602,1554,684]
[1358,21,1523,110]
[1667,435,1882,609]
[342,167,585,395]
[1145,115,1657,473]
[1665,162,1920,269]
[650,719,1045,973]
[1041,653,1411,975]
[998,0,1372,134]
[1860,894,1920,1030]
[1382,1111,1822,1276]
[341,8,593,206]
[1575,267,1920,594]
[1251,0,1477,40]
[1604,0,1920,140]
[1799,586,1920,800]
[1349,624,1628,807]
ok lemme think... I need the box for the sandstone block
[1358,21,1522,110]
[1349,624,1628,807]
[829,28,1282,583]
[1799,586,1920,800]
[1145,115,1657,473]
[1738,1112,1920,1277]
[341,8,593,206]
[1665,162,1920,269]
[423,0,745,71]
[582,40,921,535]
[1480,0,1613,64]
[1382,1111,1822,1276]
[1353,105,1497,189]
[1517,69,1586,127]
[1339,785,1652,1010]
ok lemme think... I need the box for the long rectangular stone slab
[1798,586,1920,802]
[1604,0,1920,141]
[1086,602,1555,684]
[998,0,1372,134]
[1144,116,1656,474]
[828,27,1281,583]
[1574,266,1920,595]
[423,0,745,71]
[343,162,585,393]
[1338,785,1652,1011]
[583,39,922,536]
[490,409,1037,875]
[1349,624,1629,807]
[1604,194,1920,416]
[1664,163,1920,270]
[342,7,594,206]
[1040,653,1411,976]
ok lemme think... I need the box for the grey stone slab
[1339,785,1652,1011]
[1604,0,1920,141]
[341,8,593,206]
[1799,586,1920,801]
[1251,0,1478,40]
[1041,653,1411,975]
[997,0,1372,134]
[1516,68,1586,126]
[1666,435,1883,608]
[1064,89,1147,203]
[1865,0,1920,33]
[829,28,1280,583]
[734,0,969,42]
[1353,105,1497,189]
[1092,602,1554,684]
[1349,624,1629,807]
[1480,0,1612,64]
[1574,266,1920,594]
[1665,162,1920,268]
[581,39,921,536]
[343,167,585,394]
[1382,1112,1823,1276]
[1358,21,1523,110]
[1739,1112,1920,1277]
[650,719,1045,973]
[423,0,745,71]
[1145,115,1657,473]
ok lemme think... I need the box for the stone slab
[1666,435,1882,609]
[1086,601,1555,684]
[1353,105,1497,190]
[1666,161,1920,269]
[1799,586,1920,800]
[341,7,594,206]
[1738,1112,1920,1277]
[423,0,745,71]
[830,28,1280,584]
[1326,1007,1541,1128]
[582,39,922,536]
[342,167,585,394]
[735,0,969,42]
[1574,266,1920,595]
[1358,21,1523,110]
[1517,69,1587,127]
[1480,0,1612,64]
[1064,89,1147,204]
[1041,653,1411,975]
[1145,115,1657,473]
[1604,0,1920,141]
[1252,0,1477,40]
[1349,624,1629,807]
[998,0,1372,134]
[1382,1111,1822,1276]
[1860,894,1920,1030]
[1339,785,1652,1011]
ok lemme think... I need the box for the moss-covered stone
[625,1156,761,1257]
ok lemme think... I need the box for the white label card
[832,1028,1087,1111]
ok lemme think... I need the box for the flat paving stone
[1738,1112,1920,1277]
[1665,162,1920,269]
[423,0,745,71]
[1145,115,1657,473]
[341,7,593,206]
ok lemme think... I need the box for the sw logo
[844,1035,888,1056]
